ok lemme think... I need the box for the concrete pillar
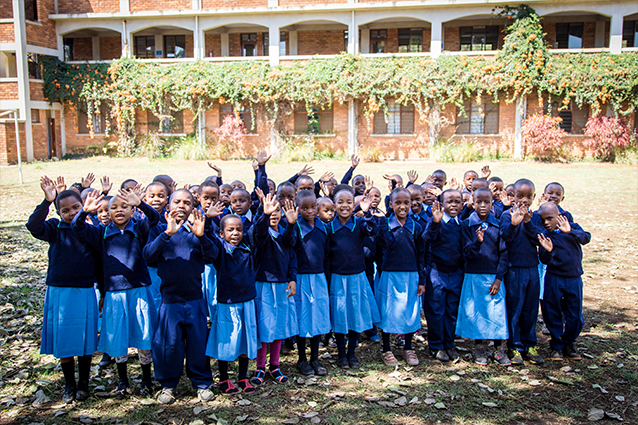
[57,34,64,60]
[154,35,163,58]
[609,14,623,54]
[192,0,200,9]
[594,20,606,48]
[514,95,527,159]
[194,16,203,59]
[289,30,298,55]
[122,20,130,57]
[347,99,358,156]
[12,0,33,161]
[59,108,67,156]
[120,0,129,13]
[269,25,280,66]
[197,111,206,146]
[92,37,100,60]
[268,0,278,6]
[360,28,370,54]
[347,11,359,54]
[221,32,230,57]
[270,125,281,155]
[431,20,442,58]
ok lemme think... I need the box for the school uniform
[499,209,543,353]
[375,215,426,334]
[539,223,591,350]
[327,214,381,334]
[147,209,167,315]
[143,224,216,389]
[27,200,100,359]
[456,212,509,340]
[72,202,159,358]
[423,213,464,351]
[492,201,504,219]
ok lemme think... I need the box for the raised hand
[262,192,279,216]
[116,187,141,207]
[40,176,57,202]
[100,176,112,194]
[286,281,297,297]
[475,226,485,243]
[83,190,104,213]
[364,176,373,194]
[480,165,491,179]
[81,173,95,188]
[538,193,548,205]
[557,215,571,233]
[428,187,442,198]
[319,171,334,183]
[251,159,259,171]
[282,199,298,224]
[431,201,443,223]
[170,181,178,194]
[449,177,461,190]
[298,164,314,176]
[54,176,66,194]
[208,162,222,176]
[371,208,386,218]
[465,195,474,210]
[351,154,360,169]
[256,149,271,165]
[424,174,435,185]
[254,187,266,205]
[131,183,144,200]
[510,204,525,226]
[319,181,330,197]
[538,233,554,252]
[165,210,181,236]
[187,208,206,237]
[407,170,418,184]
[206,201,225,218]
[360,192,373,212]
[489,278,502,296]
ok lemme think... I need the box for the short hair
[295,175,314,187]
[514,178,535,192]
[99,195,113,205]
[199,181,219,194]
[120,179,138,189]
[538,201,558,215]
[463,170,478,178]
[70,182,84,192]
[55,190,82,210]
[81,187,97,198]
[169,188,195,204]
[333,184,354,199]
[352,174,365,181]
[472,178,488,187]
[317,197,334,207]
[544,182,565,193]
[473,187,493,199]
[407,184,424,196]
[488,176,503,185]
[146,181,168,194]
[220,183,233,191]
[204,175,219,183]
[505,183,515,191]
[189,184,200,191]
[230,188,251,199]
[391,187,411,201]
[277,181,295,194]
[220,213,243,231]
[441,189,461,203]
[432,169,447,178]
[295,189,316,205]
[153,174,174,190]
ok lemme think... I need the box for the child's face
[231,180,246,191]
[544,184,564,206]
[463,172,478,189]
[352,176,366,196]
[267,180,276,194]
[392,192,411,220]
[296,177,314,193]
[474,191,493,219]
[277,187,295,207]
[168,191,194,223]
[122,181,137,192]
[199,186,219,211]
[471,179,488,192]
[462,191,471,204]
[317,200,335,223]
[230,192,251,215]
[334,191,354,220]
[514,184,535,209]
[491,181,504,202]
[97,200,111,225]
[432,172,446,190]
[154,177,174,195]
[409,189,424,214]
[422,184,436,205]
[189,186,200,207]
[269,206,282,229]
[146,185,168,213]
[539,208,559,232]
[442,191,463,218]
[369,188,381,209]
[57,196,83,224]
[505,186,515,203]
[221,217,243,246]
[327,178,338,195]
[109,197,134,228]
[299,197,318,223]
[219,184,233,207]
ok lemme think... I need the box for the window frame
[134,35,156,59]
[373,99,415,135]
[31,109,40,124]
[622,20,638,48]
[25,0,38,22]
[370,29,388,54]
[398,28,423,53]
[27,53,41,80]
[219,104,257,134]
[63,38,74,61]
[164,35,186,58]
[241,33,258,57]
[549,100,588,134]
[78,103,108,134]
[555,22,584,49]
[455,95,499,135]
[147,110,184,135]
[459,26,500,51]
[294,106,334,135]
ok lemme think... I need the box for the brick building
[1,0,637,164]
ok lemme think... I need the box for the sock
[347,330,359,358]
[116,362,128,386]
[256,343,268,370]
[297,337,307,362]
[404,333,414,351]
[141,363,152,383]
[335,333,347,359]
[218,360,229,382]
[61,359,76,389]
[269,339,282,368]
[310,335,320,361]
[77,356,92,387]
[238,357,249,381]
[382,332,391,352]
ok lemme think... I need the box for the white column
[347,11,359,54]
[122,20,130,57]
[347,99,358,156]
[431,21,442,58]
[120,0,129,12]
[269,25,280,65]
[221,32,229,57]
[609,14,623,54]
[594,20,605,48]
[360,28,370,54]
[57,34,64,60]
[514,95,527,159]
[197,111,206,146]
[268,0,278,6]
[154,35,163,58]
[194,17,202,60]
[59,107,67,156]
[92,36,100,60]
[13,0,33,161]
[192,0,200,9]
[289,30,298,55]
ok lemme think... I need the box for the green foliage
[359,146,383,163]
[277,137,315,162]
[135,133,171,159]
[430,140,481,163]
[614,147,638,165]
[170,135,211,161]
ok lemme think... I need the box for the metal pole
[14,110,23,184]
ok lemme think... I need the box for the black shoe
[99,354,112,368]
[63,385,76,403]
[115,381,129,399]
[296,360,315,376]
[76,381,89,401]
[446,348,459,361]
[348,356,360,369]
[337,357,350,369]
[140,380,155,397]
[550,349,564,361]
[310,359,327,376]
[563,344,582,361]
[435,349,450,362]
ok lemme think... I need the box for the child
[219,184,234,209]
[376,187,426,366]
[26,177,100,403]
[542,182,573,222]
[72,187,159,398]
[430,169,447,191]
[423,190,464,362]
[317,197,335,223]
[189,184,201,208]
[488,177,505,219]
[295,175,315,193]
[500,179,544,365]
[503,184,515,211]
[285,190,331,376]
[144,182,169,312]
[407,184,429,225]
[143,190,216,404]
[199,181,221,319]
[456,188,510,366]
[230,189,255,231]
[537,203,590,361]
[328,187,380,369]
[96,196,112,226]
[462,170,478,194]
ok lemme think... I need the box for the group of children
[27,155,591,404]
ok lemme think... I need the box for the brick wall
[73,38,94,61]
[205,33,221,57]
[0,22,14,43]
[0,81,19,100]
[422,28,431,52]
[25,0,57,50]
[229,33,240,57]
[280,0,347,5]
[63,106,114,154]
[0,0,12,18]
[298,30,345,55]
[130,0,191,12]
[185,33,194,58]
[583,22,596,48]
[29,81,46,101]
[31,119,49,159]
[100,37,121,60]
[0,121,27,165]
[58,0,120,14]
[201,0,268,7]
[443,26,459,52]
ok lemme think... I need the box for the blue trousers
[152,298,213,389]
[423,268,464,350]
[541,274,584,350]
[504,267,540,352]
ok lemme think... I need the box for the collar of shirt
[388,214,416,234]
[231,209,252,223]
[297,216,326,238]
[410,209,427,221]
[268,225,284,239]
[331,215,356,233]
[469,211,499,227]
[442,213,459,225]
[222,239,250,254]
[57,220,72,229]
[104,219,136,239]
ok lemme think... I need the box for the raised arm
[26,176,59,242]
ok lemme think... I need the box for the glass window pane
[410,28,422,52]
[555,23,569,49]
[568,23,583,49]
[485,26,499,50]
[373,111,387,134]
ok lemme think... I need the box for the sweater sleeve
[25,199,56,242]
[288,249,298,283]
[499,212,516,242]
[71,210,103,251]
[340,166,355,185]
[423,220,441,242]
[462,222,482,260]
[198,232,219,263]
[568,222,591,245]
[415,227,427,286]
[143,226,169,263]
[496,237,508,282]
[359,213,378,237]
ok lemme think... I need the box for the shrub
[359,146,383,163]
[583,116,633,162]
[214,115,247,149]
[278,137,315,162]
[136,133,166,159]
[521,113,567,160]
[171,136,211,161]
[430,140,481,163]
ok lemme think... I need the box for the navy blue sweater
[26,199,99,288]
[499,209,542,268]
[285,217,330,275]
[377,215,426,284]
[72,202,159,292]
[143,225,217,304]
[461,212,508,281]
[539,222,591,278]
[424,215,464,273]
[328,214,378,275]
[255,223,298,284]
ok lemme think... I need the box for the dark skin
[317,199,335,223]
[96,200,111,225]
[471,191,501,296]
[543,183,565,206]
[230,192,251,215]
[422,183,437,206]
[277,186,296,207]
[431,190,462,220]
[431,172,446,190]
[297,196,318,226]
[352,175,366,196]
[407,186,424,215]
[463,171,478,190]
[489,181,504,202]
[471,179,489,192]
[146,185,168,213]
[199,186,219,211]
[296,177,314,193]
[219,184,233,207]
[390,191,425,297]
[220,217,244,246]
[510,183,535,226]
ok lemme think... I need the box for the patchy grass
[0,158,637,424]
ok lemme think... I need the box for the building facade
[1,0,637,164]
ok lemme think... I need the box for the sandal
[269,368,289,383]
[237,379,256,394]
[403,350,419,366]
[382,351,399,367]
[250,369,265,386]
[219,379,239,395]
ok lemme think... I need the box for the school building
[1,0,637,165]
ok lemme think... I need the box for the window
[263,32,287,56]
[25,0,37,21]
[134,36,155,58]
[550,101,588,134]
[62,38,74,61]
[78,103,108,134]
[27,53,41,79]
[294,106,333,134]
[373,99,414,134]
[398,28,423,53]
[555,23,584,49]
[622,21,638,48]
[370,30,387,53]
[164,35,186,58]
[31,109,40,123]
[147,110,184,134]
[220,104,257,133]
[241,34,257,57]
[456,96,499,134]
[460,26,499,51]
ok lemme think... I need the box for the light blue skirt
[375,271,422,334]
[330,272,381,334]
[98,286,157,358]
[41,286,98,358]
[94,283,102,330]
[455,274,508,340]
[205,299,258,361]
[255,281,299,343]
[147,267,162,315]
[294,273,331,338]
[538,261,547,301]
[202,264,217,319]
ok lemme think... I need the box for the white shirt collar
[442,213,459,224]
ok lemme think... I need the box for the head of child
[230,189,251,216]
[145,182,169,213]
[56,190,83,224]
[70,183,84,195]
[471,178,488,192]
[81,188,97,205]
[368,187,381,210]
[407,184,424,215]
[121,179,138,192]
[108,196,135,230]
[352,175,366,196]
[473,188,493,220]
[514,179,535,209]
[231,180,246,191]
[391,187,412,221]
[334,187,355,223]
[317,197,335,223]
[219,184,233,207]
[441,189,462,218]
[97,196,112,225]
[153,175,174,196]
[268,204,282,229]
[505,184,515,204]
[198,181,219,211]
[421,182,437,205]
[296,190,317,223]
[544,182,565,206]
[276,182,296,207]
[189,185,201,208]
[267,179,276,195]
[204,175,220,185]
[432,170,447,190]
[488,177,504,202]
[538,202,560,232]
[327,178,338,196]
[220,214,243,246]
[167,189,195,223]
[463,170,478,190]
[295,175,314,193]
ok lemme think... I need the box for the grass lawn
[0,157,637,425]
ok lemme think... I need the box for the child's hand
[84,190,104,213]
[99,297,104,312]
[319,181,330,197]
[538,193,548,205]
[251,159,259,171]
[371,208,386,218]
[407,170,418,184]
[510,204,525,226]
[449,177,460,190]
[54,176,66,194]
[320,171,334,183]
[298,164,314,176]
[475,226,485,242]
[262,192,279,216]
[254,187,266,206]
[538,233,554,251]
[170,181,178,194]
[187,208,206,237]
[206,201,225,218]
[81,173,95,188]
[208,162,222,177]
[40,176,57,202]
[489,278,501,295]
[351,154,360,169]
[165,210,181,236]
[465,195,474,210]
[131,183,144,199]
[523,206,533,223]
[364,176,373,194]
[286,281,297,297]
[489,182,497,195]
[256,150,271,165]
[100,176,112,194]
[417,285,425,297]
[424,174,435,185]
[360,192,373,212]
[282,199,298,224]
[481,165,491,179]
[431,201,443,223]
[117,187,141,207]
[557,215,571,233]
[428,187,442,198]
